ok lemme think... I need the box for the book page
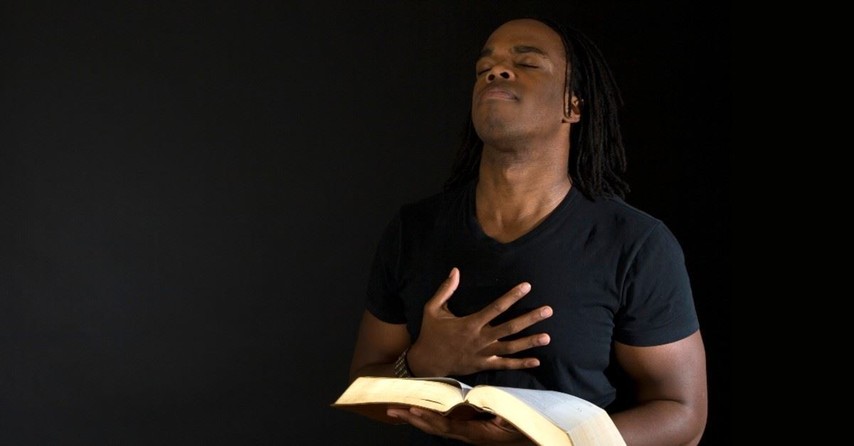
[493,387,625,446]
[333,377,500,425]
[333,377,465,413]
[493,387,603,428]
[463,386,572,445]
[410,377,473,396]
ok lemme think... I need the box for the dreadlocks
[444,18,630,200]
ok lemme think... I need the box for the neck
[475,142,571,243]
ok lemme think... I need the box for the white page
[493,386,605,430]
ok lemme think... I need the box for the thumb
[425,267,460,313]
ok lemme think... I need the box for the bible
[332,376,625,446]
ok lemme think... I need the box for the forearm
[610,400,705,446]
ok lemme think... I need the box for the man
[349,17,707,446]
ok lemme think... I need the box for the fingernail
[541,306,552,317]
[520,282,531,293]
[539,334,550,345]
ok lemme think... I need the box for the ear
[562,94,582,124]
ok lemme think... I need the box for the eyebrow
[479,45,549,59]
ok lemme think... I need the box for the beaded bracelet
[393,348,413,378]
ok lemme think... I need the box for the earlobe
[561,95,582,124]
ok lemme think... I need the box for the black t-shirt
[366,181,699,436]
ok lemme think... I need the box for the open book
[332,376,625,446]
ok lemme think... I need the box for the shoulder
[398,184,469,225]
[571,193,690,265]
[574,191,665,238]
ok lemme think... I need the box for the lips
[479,85,517,101]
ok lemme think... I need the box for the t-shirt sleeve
[614,222,699,346]
[364,211,407,324]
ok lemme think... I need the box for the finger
[424,267,460,313]
[410,408,483,443]
[491,416,521,433]
[484,332,551,357]
[402,408,521,444]
[484,355,543,370]
[471,281,531,325]
[394,407,451,436]
[488,305,553,340]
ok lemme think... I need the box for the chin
[474,119,517,140]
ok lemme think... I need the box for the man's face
[471,19,570,147]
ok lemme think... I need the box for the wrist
[404,344,432,377]
[404,344,439,377]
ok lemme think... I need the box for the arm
[348,267,552,445]
[610,330,708,446]
[348,310,538,446]
[348,310,410,382]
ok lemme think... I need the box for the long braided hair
[444,18,630,200]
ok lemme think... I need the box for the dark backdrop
[1,1,729,444]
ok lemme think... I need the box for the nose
[486,65,514,82]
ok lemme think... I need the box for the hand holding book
[332,376,626,446]
[388,406,534,445]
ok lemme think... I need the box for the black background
[1,1,729,444]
